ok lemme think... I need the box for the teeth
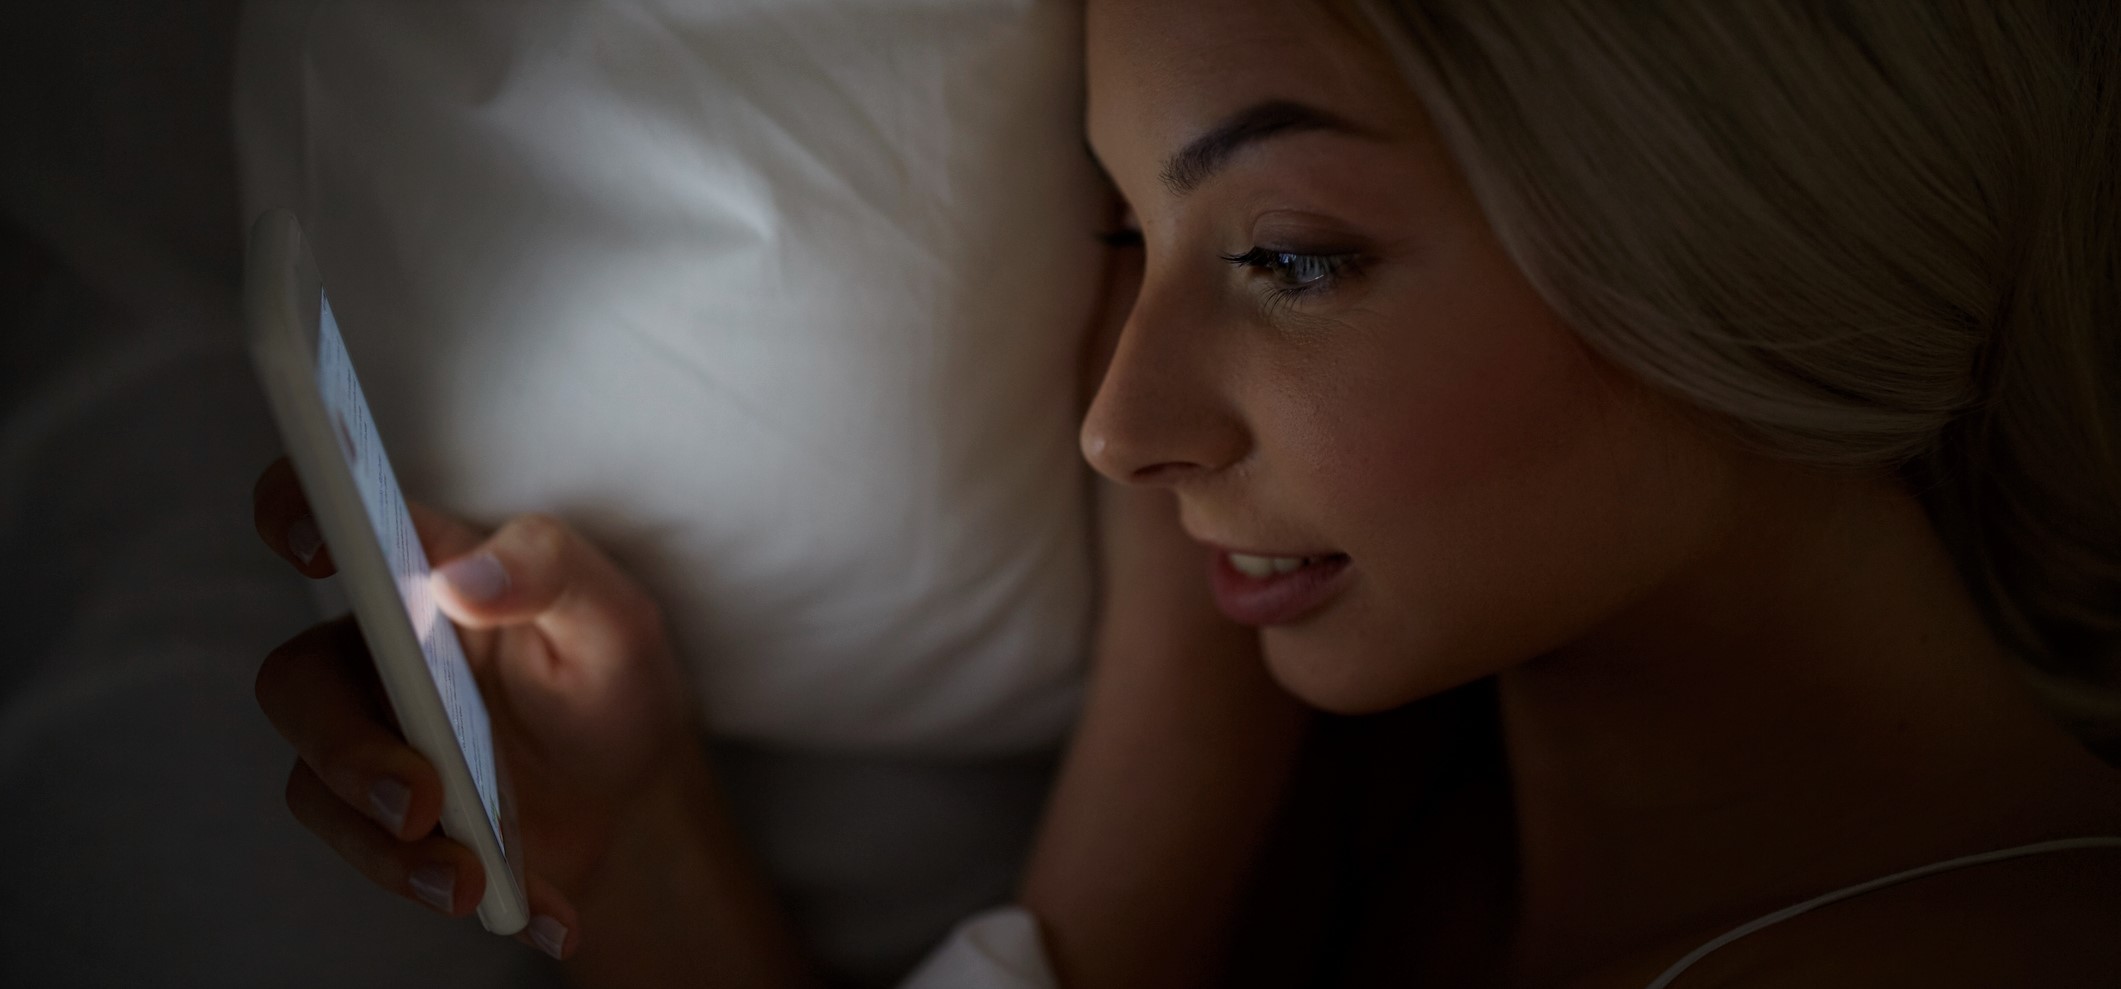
[1230,553,1309,578]
[1230,553,1277,578]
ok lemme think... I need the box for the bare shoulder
[1708,842,2121,988]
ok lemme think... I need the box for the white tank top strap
[1644,835,2121,989]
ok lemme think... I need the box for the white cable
[1644,835,2121,989]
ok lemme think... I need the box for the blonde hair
[1358,1,2121,748]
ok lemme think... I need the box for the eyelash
[1219,247,1360,302]
[1091,230,1359,309]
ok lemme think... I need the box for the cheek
[1259,302,1713,711]
[1308,296,1615,542]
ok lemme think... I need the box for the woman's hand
[249,457,700,960]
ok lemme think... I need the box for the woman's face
[1083,0,1742,712]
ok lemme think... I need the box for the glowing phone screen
[315,293,503,848]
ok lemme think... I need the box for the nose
[1079,272,1250,487]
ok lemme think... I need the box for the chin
[1259,626,1455,715]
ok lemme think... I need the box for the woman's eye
[1220,247,1357,294]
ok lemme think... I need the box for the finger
[405,501,500,662]
[253,457,336,577]
[406,500,487,567]
[256,618,445,840]
[515,873,579,961]
[285,761,485,917]
[253,457,490,580]
[429,513,664,665]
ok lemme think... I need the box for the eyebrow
[1160,100,1371,195]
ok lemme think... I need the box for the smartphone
[242,208,529,936]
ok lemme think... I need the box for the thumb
[429,514,664,670]
[409,500,487,565]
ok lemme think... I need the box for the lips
[1205,549,1352,626]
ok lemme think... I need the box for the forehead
[1085,0,1412,164]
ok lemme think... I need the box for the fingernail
[408,863,455,913]
[367,777,410,834]
[436,552,508,603]
[528,914,568,960]
[286,515,323,565]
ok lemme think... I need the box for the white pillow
[234,0,1103,756]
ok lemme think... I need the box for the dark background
[2,5,555,986]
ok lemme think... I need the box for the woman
[1072,0,2121,982]
[255,0,2121,984]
